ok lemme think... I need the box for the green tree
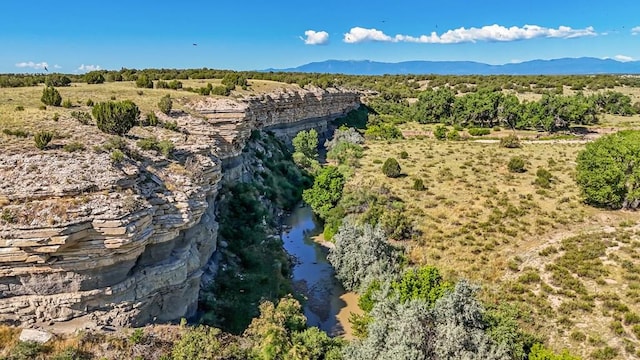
[302,166,345,219]
[92,100,140,135]
[382,157,401,178]
[392,266,453,306]
[293,129,319,160]
[576,130,640,209]
[412,88,455,123]
[45,74,71,87]
[528,343,580,360]
[244,296,306,359]
[41,86,62,106]
[158,94,172,115]
[135,74,153,88]
[84,71,105,84]
[171,326,224,360]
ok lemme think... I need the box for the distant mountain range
[266,58,640,75]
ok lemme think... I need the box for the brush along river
[281,205,362,339]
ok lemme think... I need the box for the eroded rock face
[0,87,360,327]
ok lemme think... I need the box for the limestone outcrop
[0,87,360,327]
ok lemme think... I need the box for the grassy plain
[352,121,640,358]
[0,80,299,152]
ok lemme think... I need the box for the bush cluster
[508,156,526,173]
[500,134,521,148]
[41,86,62,106]
[158,94,172,115]
[34,130,53,150]
[382,157,401,178]
[92,100,140,135]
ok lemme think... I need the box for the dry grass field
[0,80,300,153]
[351,132,640,358]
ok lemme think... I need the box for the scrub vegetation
[3,70,640,359]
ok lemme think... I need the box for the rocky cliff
[0,87,360,327]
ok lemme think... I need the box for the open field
[351,136,640,359]
[0,80,301,153]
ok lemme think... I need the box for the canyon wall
[0,87,360,327]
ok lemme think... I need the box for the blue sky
[1,0,639,73]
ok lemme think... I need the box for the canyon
[0,87,360,328]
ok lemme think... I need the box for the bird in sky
[44,66,48,72]
[192,43,198,46]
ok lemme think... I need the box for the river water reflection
[281,205,361,339]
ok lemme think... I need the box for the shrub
[142,112,159,126]
[328,223,401,291]
[39,105,46,110]
[41,86,62,106]
[576,130,640,209]
[136,74,153,88]
[157,140,174,157]
[168,80,183,90]
[413,178,426,191]
[155,80,169,89]
[434,125,447,140]
[508,157,526,173]
[137,137,159,151]
[161,120,179,131]
[528,343,580,360]
[136,137,174,157]
[468,127,491,136]
[111,149,125,163]
[14,105,24,111]
[70,111,92,125]
[158,94,172,115]
[92,100,140,135]
[211,85,231,96]
[62,99,72,108]
[364,123,403,140]
[399,150,409,159]
[392,266,453,305]
[63,141,85,152]
[86,99,94,106]
[9,341,44,360]
[500,134,521,148]
[34,130,53,150]
[447,128,460,141]
[535,168,553,188]
[52,113,59,122]
[382,157,401,178]
[171,326,223,360]
[381,210,416,240]
[84,71,104,84]
[45,74,71,87]
[3,128,29,138]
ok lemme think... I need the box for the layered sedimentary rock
[0,87,360,327]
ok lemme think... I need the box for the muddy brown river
[281,205,361,339]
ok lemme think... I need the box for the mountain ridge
[266,57,640,75]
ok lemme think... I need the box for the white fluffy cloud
[15,61,48,70]
[614,55,634,62]
[77,64,101,72]
[301,30,329,45]
[632,26,640,35]
[343,24,596,44]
